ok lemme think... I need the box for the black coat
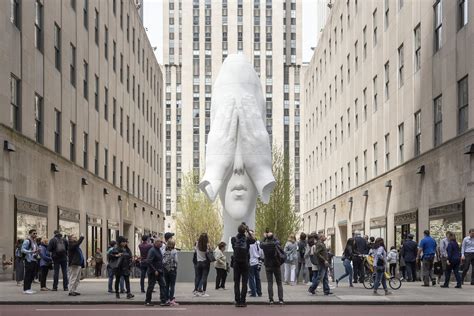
[401,239,418,263]
[110,246,133,275]
[354,236,369,255]
[261,238,279,268]
[67,236,85,267]
[147,246,163,274]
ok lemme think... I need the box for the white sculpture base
[222,208,255,251]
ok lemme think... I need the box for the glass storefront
[394,209,418,247]
[351,221,365,237]
[87,216,102,258]
[107,221,120,245]
[134,227,143,256]
[15,198,48,240]
[429,201,464,244]
[58,208,80,237]
[370,217,387,240]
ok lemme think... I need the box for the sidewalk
[1,279,473,305]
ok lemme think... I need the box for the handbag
[275,245,286,265]
[206,250,216,262]
[433,261,443,275]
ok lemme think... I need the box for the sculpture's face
[220,146,257,220]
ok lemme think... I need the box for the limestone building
[162,0,302,232]
[303,0,473,255]
[0,0,163,279]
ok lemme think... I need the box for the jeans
[164,269,177,300]
[373,267,387,291]
[107,266,124,292]
[337,259,353,286]
[284,263,296,284]
[195,261,210,292]
[145,272,167,304]
[233,262,249,304]
[405,261,417,281]
[248,264,262,296]
[39,265,50,288]
[24,261,36,291]
[462,253,474,284]
[140,263,148,292]
[296,261,307,283]
[215,268,227,289]
[309,264,330,294]
[115,271,131,294]
[265,266,283,302]
[52,259,68,290]
[422,257,435,285]
[444,260,462,287]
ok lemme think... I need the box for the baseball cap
[164,232,175,241]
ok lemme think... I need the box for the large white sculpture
[199,54,276,244]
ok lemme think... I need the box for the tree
[175,171,223,250]
[255,147,301,242]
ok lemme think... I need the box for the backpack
[163,250,177,272]
[275,244,286,266]
[233,236,248,264]
[55,238,66,255]
[20,240,31,260]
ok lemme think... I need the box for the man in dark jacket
[260,232,284,304]
[352,231,368,283]
[308,234,333,295]
[67,234,84,296]
[145,238,167,307]
[48,230,69,291]
[138,235,153,293]
[231,223,255,307]
[402,234,418,282]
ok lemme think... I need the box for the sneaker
[170,299,179,306]
[308,289,315,295]
[145,302,154,307]
[120,290,126,294]
[278,300,284,305]
[23,290,35,295]
[68,292,77,296]
[126,293,135,299]
[335,280,339,287]
[160,301,170,307]
[455,285,462,289]
[384,291,392,295]
[200,292,209,297]
[324,292,333,296]
[41,287,50,291]
[269,300,274,305]
[73,292,81,295]
[440,285,448,288]
[373,291,380,295]
[52,288,58,291]
[193,291,200,297]
[64,288,69,291]
[432,280,437,286]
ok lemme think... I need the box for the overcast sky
[143,0,318,64]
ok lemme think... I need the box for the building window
[458,76,469,134]
[70,122,76,162]
[83,60,88,99]
[112,156,116,185]
[34,94,43,144]
[10,74,20,131]
[363,26,367,59]
[54,110,61,154]
[126,115,129,142]
[11,0,20,28]
[94,75,99,111]
[70,44,76,86]
[414,111,421,156]
[104,25,108,59]
[112,41,116,71]
[119,107,123,136]
[398,44,404,87]
[384,61,389,100]
[104,148,108,180]
[83,0,88,29]
[459,0,468,29]
[94,141,99,175]
[83,132,88,170]
[384,0,389,30]
[398,123,404,164]
[384,133,390,171]
[434,95,442,147]
[112,98,116,129]
[434,0,442,52]
[120,54,123,83]
[94,9,99,45]
[373,75,378,112]
[54,24,61,71]
[104,87,108,120]
[363,149,368,182]
[373,142,378,177]
[35,0,43,51]
[372,9,377,47]
[414,24,421,72]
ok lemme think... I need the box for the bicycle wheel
[363,274,374,289]
[389,277,402,290]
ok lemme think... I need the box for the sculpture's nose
[233,137,244,176]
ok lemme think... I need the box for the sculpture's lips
[231,184,247,192]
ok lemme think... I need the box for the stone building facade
[0,0,163,279]
[303,0,473,255]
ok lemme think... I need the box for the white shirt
[461,236,474,255]
[249,241,262,266]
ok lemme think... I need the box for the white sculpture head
[199,54,275,240]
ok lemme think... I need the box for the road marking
[35,308,187,311]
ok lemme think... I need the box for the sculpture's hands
[199,96,238,201]
[237,94,275,203]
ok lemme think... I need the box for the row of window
[306,76,469,210]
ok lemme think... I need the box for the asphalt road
[1,305,473,316]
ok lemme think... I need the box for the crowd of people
[13,226,474,307]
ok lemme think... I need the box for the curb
[0,300,473,306]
